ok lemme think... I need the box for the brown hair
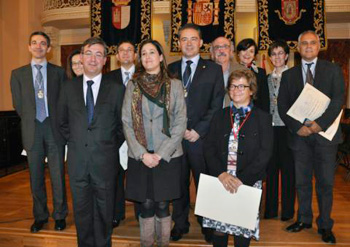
[228,69,258,99]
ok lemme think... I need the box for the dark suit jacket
[10,63,66,150]
[278,59,345,147]
[57,75,125,183]
[168,58,225,138]
[204,107,273,186]
[105,68,125,88]
[254,67,270,113]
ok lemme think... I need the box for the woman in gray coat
[122,39,187,247]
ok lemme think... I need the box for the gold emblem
[187,0,220,26]
[275,0,306,25]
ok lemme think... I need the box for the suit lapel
[24,65,36,107]
[313,60,323,88]
[46,63,55,109]
[296,65,304,93]
[77,76,85,110]
[95,75,111,110]
[191,58,205,88]
[177,60,183,81]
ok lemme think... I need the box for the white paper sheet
[287,83,330,124]
[318,110,343,141]
[119,141,128,170]
[194,173,262,230]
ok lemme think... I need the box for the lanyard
[230,109,252,139]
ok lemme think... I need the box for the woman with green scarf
[122,39,187,247]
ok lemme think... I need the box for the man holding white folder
[278,30,345,244]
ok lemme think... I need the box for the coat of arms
[112,0,131,29]
[275,0,306,25]
[187,0,220,26]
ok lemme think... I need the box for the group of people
[10,23,344,247]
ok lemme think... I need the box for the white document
[287,83,330,124]
[318,110,343,141]
[119,141,128,170]
[194,173,262,230]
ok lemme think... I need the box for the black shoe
[170,227,189,241]
[281,216,293,221]
[318,229,336,244]
[264,214,277,219]
[286,221,312,232]
[30,219,48,233]
[112,219,121,228]
[201,227,213,243]
[54,219,66,231]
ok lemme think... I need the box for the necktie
[124,71,130,86]
[86,80,94,125]
[183,60,193,89]
[34,64,46,122]
[305,62,314,85]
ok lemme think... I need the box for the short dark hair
[236,38,258,55]
[29,31,51,47]
[81,37,108,56]
[268,39,290,57]
[66,49,81,79]
[228,69,257,100]
[178,23,202,39]
[117,40,136,53]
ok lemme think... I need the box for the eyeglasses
[213,44,230,50]
[118,48,134,53]
[270,51,286,57]
[72,61,82,67]
[229,84,250,91]
[83,51,105,59]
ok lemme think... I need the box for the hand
[218,172,243,194]
[308,121,322,133]
[142,153,160,168]
[184,129,200,142]
[297,126,313,137]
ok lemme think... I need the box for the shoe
[54,219,66,231]
[30,219,48,233]
[201,227,213,243]
[264,214,277,219]
[281,216,293,221]
[170,227,189,241]
[112,219,121,228]
[286,221,312,232]
[318,229,336,244]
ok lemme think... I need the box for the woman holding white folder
[203,69,273,247]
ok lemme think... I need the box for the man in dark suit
[10,31,68,233]
[278,30,345,244]
[105,40,137,228]
[168,24,225,242]
[58,37,124,247]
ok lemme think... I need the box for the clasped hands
[218,172,243,194]
[142,153,162,168]
[297,120,322,137]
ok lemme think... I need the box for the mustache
[216,52,227,57]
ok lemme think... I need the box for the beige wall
[0,0,43,111]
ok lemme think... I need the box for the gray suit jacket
[10,63,66,150]
[122,78,187,162]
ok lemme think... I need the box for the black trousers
[293,135,337,230]
[113,166,125,220]
[26,119,67,221]
[172,139,207,230]
[265,126,295,219]
[70,169,116,247]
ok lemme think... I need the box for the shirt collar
[272,65,289,78]
[182,54,200,67]
[31,59,47,69]
[83,73,102,85]
[121,65,135,75]
[302,57,318,69]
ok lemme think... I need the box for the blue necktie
[86,80,94,125]
[183,60,193,89]
[124,71,130,86]
[34,64,46,122]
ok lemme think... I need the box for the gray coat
[122,78,187,162]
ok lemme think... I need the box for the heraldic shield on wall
[91,0,151,55]
[257,0,327,51]
[171,0,236,54]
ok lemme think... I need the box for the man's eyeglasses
[83,51,105,59]
[270,51,286,57]
[118,48,134,54]
[213,44,230,51]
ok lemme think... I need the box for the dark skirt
[126,156,182,202]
